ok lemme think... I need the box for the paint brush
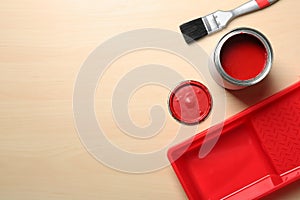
[180,0,279,44]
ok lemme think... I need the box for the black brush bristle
[180,17,208,44]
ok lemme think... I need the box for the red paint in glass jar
[220,33,267,81]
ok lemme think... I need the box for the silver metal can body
[210,28,273,90]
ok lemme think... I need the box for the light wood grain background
[0,0,299,199]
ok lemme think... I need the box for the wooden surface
[0,0,299,199]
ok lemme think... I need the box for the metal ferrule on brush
[202,14,219,35]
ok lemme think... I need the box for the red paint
[169,81,212,125]
[256,0,271,9]
[220,33,267,81]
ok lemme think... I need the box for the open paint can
[210,28,273,90]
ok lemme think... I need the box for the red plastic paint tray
[168,81,300,200]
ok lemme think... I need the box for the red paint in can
[220,33,267,81]
[210,28,273,90]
